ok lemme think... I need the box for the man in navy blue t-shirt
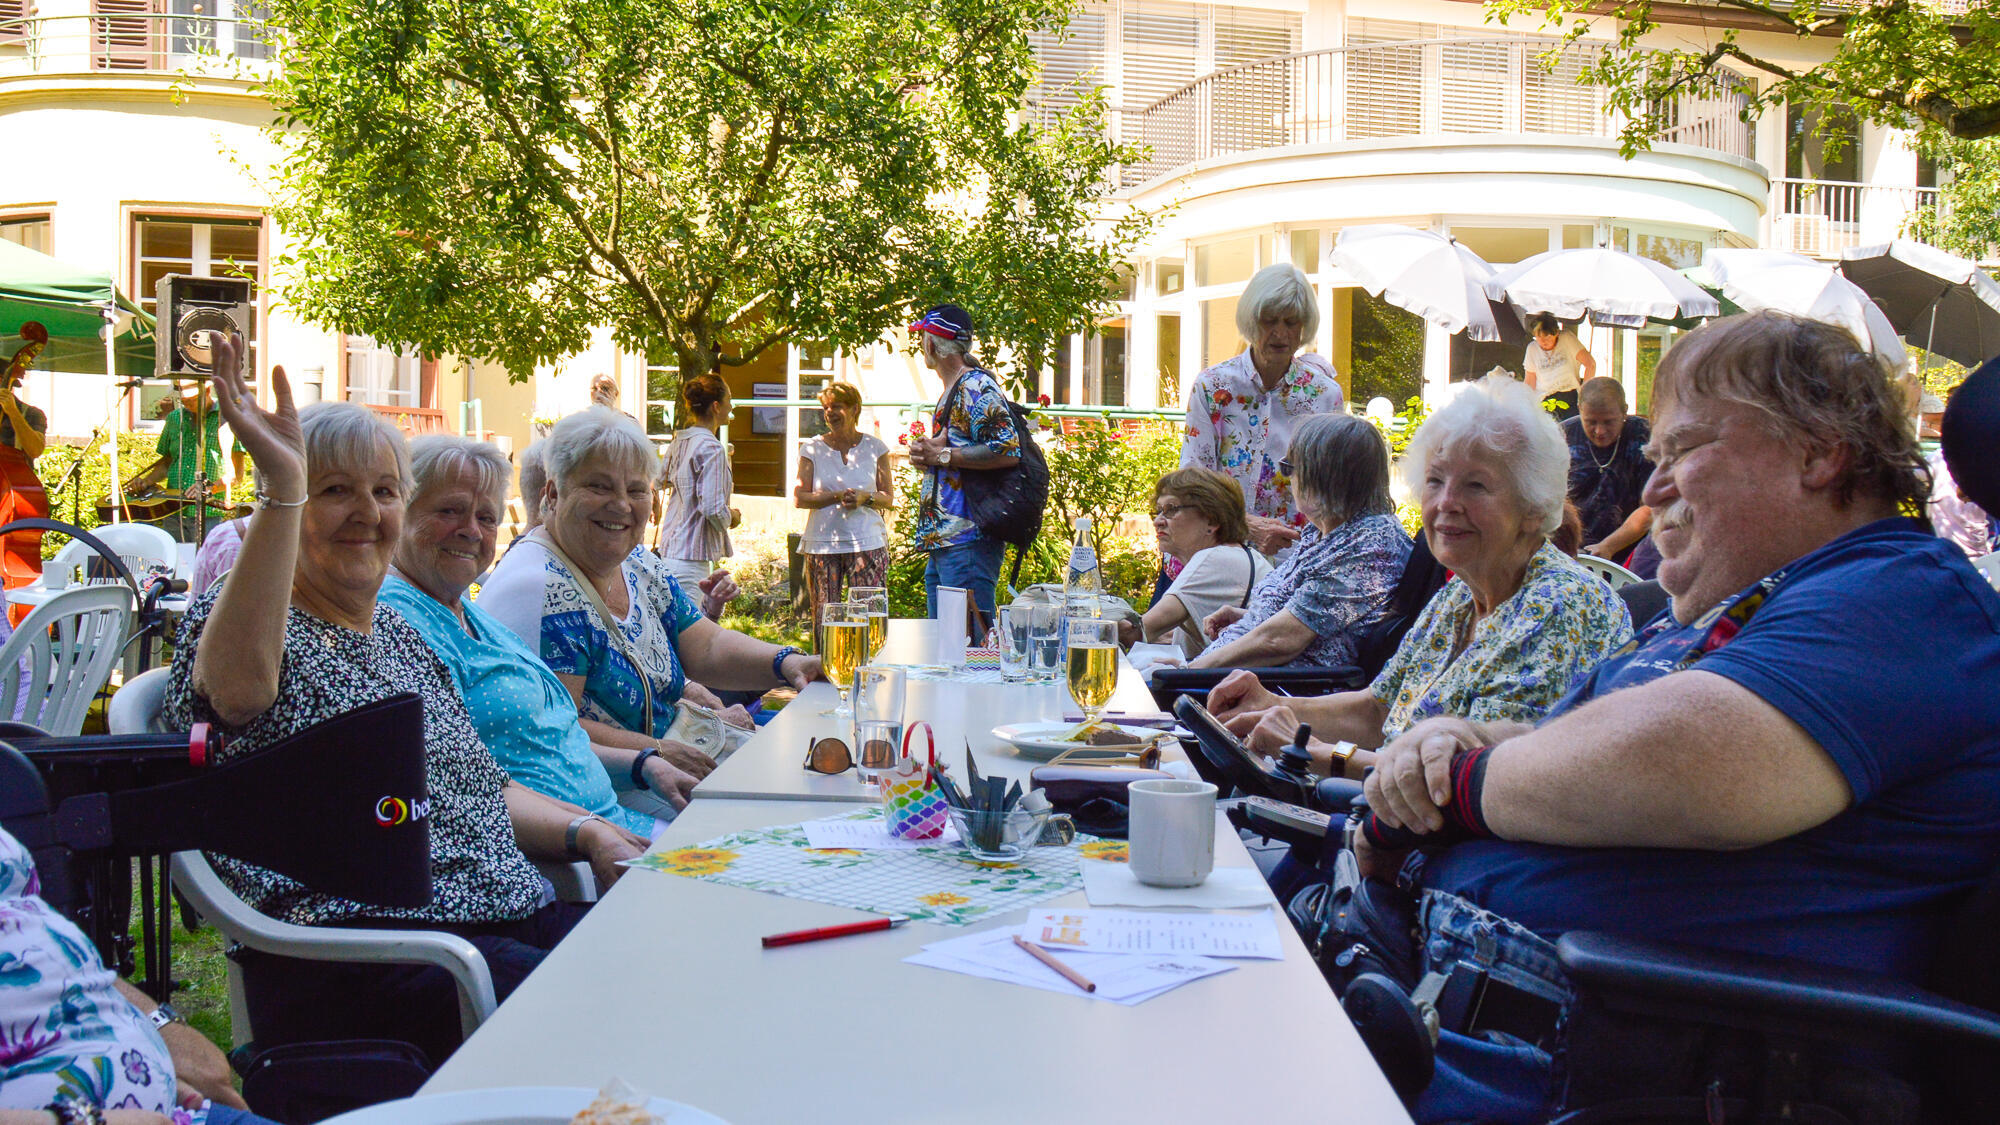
[1361,311,2000,1123]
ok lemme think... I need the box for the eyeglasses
[1277,458,1294,477]
[803,736,854,775]
[1153,502,1186,521]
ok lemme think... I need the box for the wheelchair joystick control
[1273,724,1316,805]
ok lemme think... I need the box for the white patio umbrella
[1838,240,2000,368]
[1485,247,1721,328]
[1703,248,1908,371]
[1332,225,1509,341]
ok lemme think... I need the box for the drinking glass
[852,665,906,783]
[820,601,870,716]
[1026,603,1064,683]
[997,604,1036,683]
[1065,617,1119,725]
[852,586,890,655]
[855,720,902,785]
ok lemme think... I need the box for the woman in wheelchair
[162,338,648,1068]
[1184,414,1412,671]
[1210,374,1631,783]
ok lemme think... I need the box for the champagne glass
[820,601,869,717]
[1065,618,1119,726]
[852,585,890,654]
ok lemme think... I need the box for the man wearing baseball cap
[905,304,1020,624]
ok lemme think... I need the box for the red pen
[761,915,911,948]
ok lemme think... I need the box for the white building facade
[0,0,1951,493]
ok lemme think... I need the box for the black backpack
[941,371,1049,553]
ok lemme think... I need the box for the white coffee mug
[1127,778,1218,888]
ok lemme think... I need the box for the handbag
[529,531,747,761]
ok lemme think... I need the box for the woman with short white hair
[478,407,821,779]
[382,433,704,840]
[1208,375,1632,780]
[1180,263,1345,557]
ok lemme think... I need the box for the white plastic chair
[12,522,179,612]
[1577,553,1644,590]
[0,584,132,736]
[1974,552,2000,592]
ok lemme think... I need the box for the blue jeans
[923,537,1006,621]
[1412,891,1571,1125]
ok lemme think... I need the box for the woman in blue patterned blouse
[1209,375,1633,780]
[1188,413,1411,671]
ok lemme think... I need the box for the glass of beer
[1065,618,1119,725]
[851,586,890,654]
[820,601,871,716]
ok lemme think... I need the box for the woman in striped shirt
[655,373,738,586]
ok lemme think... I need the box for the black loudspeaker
[154,274,252,379]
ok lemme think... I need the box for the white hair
[924,334,969,361]
[1402,375,1569,536]
[543,405,658,488]
[409,433,511,513]
[298,402,411,494]
[517,440,548,517]
[1235,263,1320,344]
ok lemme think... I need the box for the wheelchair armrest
[1314,777,1364,814]
[1147,662,1370,711]
[171,851,498,1040]
[1558,931,2000,1051]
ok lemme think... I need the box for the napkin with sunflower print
[624,807,1128,926]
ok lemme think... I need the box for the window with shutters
[1026,5,1109,130]
[94,0,160,71]
[0,0,25,43]
[343,336,424,408]
[1209,6,1299,154]
[0,218,50,256]
[1344,19,1429,139]
[1120,3,1199,110]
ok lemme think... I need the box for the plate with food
[317,1084,730,1125]
[991,720,1168,761]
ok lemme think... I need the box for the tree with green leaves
[1486,0,2000,255]
[264,0,1150,391]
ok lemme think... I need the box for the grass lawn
[124,863,238,1053]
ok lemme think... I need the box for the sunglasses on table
[802,733,904,775]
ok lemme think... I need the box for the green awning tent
[0,239,155,377]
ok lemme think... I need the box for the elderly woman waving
[1210,375,1633,780]
[1181,263,1345,557]
[479,407,820,775]
[380,435,700,834]
[1188,414,1411,670]
[165,338,642,1068]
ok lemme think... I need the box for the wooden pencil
[1013,934,1097,993]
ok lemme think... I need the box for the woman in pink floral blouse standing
[1180,263,1345,561]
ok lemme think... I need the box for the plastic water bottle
[1064,517,1101,621]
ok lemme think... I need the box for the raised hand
[209,331,304,500]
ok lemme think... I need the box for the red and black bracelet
[1361,744,1499,850]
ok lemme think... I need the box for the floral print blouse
[1369,542,1633,741]
[1211,514,1411,668]
[1180,349,1345,532]
[0,826,187,1116]
[914,367,1021,552]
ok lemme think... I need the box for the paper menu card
[932,586,968,665]
[801,816,960,851]
[904,927,1234,1005]
[1023,908,1285,960]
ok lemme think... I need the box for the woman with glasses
[1187,414,1410,671]
[1119,466,1270,660]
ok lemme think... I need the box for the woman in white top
[1119,467,1270,659]
[794,381,893,633]
[1521,313,1595,422]
[656,373,739,587]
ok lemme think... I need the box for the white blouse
[800,433,890,554]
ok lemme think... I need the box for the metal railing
[1769,177,1944,259]
[1108,36,1753,187]
[0,13,279,81]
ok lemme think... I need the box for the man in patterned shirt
[905,304,1019,624]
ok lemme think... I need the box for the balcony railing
[1107,37,1753,187]
[0,13,280,81]
[1769,178,1943,259]
[365,404,449,437]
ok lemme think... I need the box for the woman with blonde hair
[795,381,892,629]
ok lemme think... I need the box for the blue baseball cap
[910,304,973,346]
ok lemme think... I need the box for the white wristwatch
[149,1002,183,1030]
[937,447,953,466]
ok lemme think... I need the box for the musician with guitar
[0,322,49,594]
[123,380,245,540]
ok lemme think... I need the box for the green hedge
[33,433,163,558]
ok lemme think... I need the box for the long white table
[418,617,1412,1122]
[694,619,1165,803]
[422,798,1414,1123]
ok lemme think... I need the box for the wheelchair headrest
[1943,355,2000,515]
[20,693,433,909]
